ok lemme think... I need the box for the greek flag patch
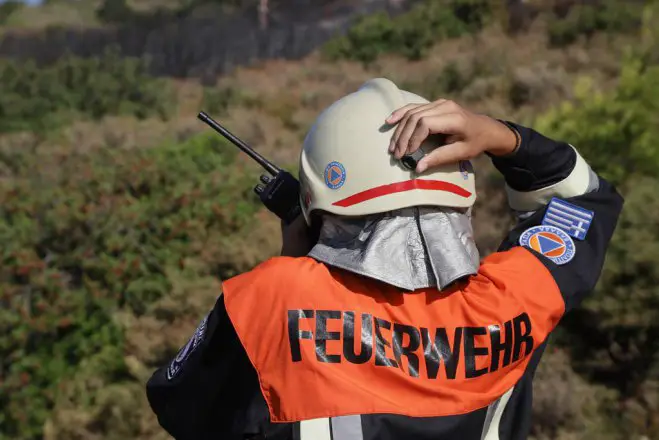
[541,198,594,241]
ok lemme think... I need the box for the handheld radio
[197,111,302,224]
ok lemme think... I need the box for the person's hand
[280,215,318,257]
[386,99,519,173]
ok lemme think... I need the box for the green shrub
[536,52,659,435]
[536,60,659,185]
[548,0,645,47]
[96,0,133,22]
[0,0,22,25]
[202,85,261,116]
[429,62,472,94]
[323,0,491,63]
[401,58,493,102]
[0,48,173,134]
[0,131,262,438]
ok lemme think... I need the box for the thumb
[416,141,469,173]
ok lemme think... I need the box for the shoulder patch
[541,198,594,240]
[166,314,209,381]
[519,225,576,265]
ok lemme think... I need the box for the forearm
[487,122,598,213]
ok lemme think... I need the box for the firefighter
[146,78,623,440]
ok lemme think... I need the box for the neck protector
[308,207,480,291]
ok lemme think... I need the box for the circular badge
[324,161,346,190]
[519,225,575,265]
[166,315,209,380]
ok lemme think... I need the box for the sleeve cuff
[504,145,593,212]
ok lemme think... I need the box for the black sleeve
[487,121,577,191]
[145,296,270,440]
[489,123,624,311]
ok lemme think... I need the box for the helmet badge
[324,161,347,190]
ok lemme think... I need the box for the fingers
[387,100,450,154]
[388,100,461,158]
[388,103,426,153]
[416,141,474,173]
[400,113,466,159]
[390,112,465,163]
[391,105,435,158]
[386,103,421,124]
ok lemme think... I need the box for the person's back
[146,78,623,439]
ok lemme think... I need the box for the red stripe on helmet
[331,179,472,208]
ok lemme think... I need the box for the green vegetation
[202,85,261,116]
[97,0,133,22]
[0,131,262,438]
[547,0,646,47]
[0,48,172,134]
[323,0,491,63]
[535,29,659,436]
[402,59,495,102]
[537,61,659,185]
[0,0,22,25]
[1,0,658,439]
[325,0,648,63]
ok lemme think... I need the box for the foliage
[535,60,659,185]
[96,0,133,23]
[547,0,645,47]
[531,348,620,439]
[0,48,172,134]
[95,0,252,25]
[1,1,658,438]
[202,85,261,116]
[536,45,659,436]
[402,59,496,101]
[0,0,22,25]
[322,0,491,63]
[0,131,262,438]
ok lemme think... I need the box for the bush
[323,0,491,63]
[0,48,173,134]
[532,348,621,439]
[536,60,659,185]
[548,0,645,47]
[428,62,473,95]
[535,49,659,436]
[96,0,133,22]
[0,131,262,438]
[0,0,22,25]
[403,61,476,98]
[202,85,261,116]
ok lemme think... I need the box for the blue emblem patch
[167,314,209,380]
[541,198,594,240]
[519,225,576,265]
[324,161,346,190]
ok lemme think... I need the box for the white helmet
[298,78,476,225]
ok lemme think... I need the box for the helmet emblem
[324,161,346,190]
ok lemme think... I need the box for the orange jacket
[146,124,624,440]
[223,247,563,422]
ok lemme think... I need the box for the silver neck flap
[308,207,480,291]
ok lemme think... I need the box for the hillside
[0,0,658,439]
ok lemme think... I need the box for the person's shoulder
[467,246,557,293]
[254,255,324,273]
[222,257,328,308]
[223,256,325,288]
